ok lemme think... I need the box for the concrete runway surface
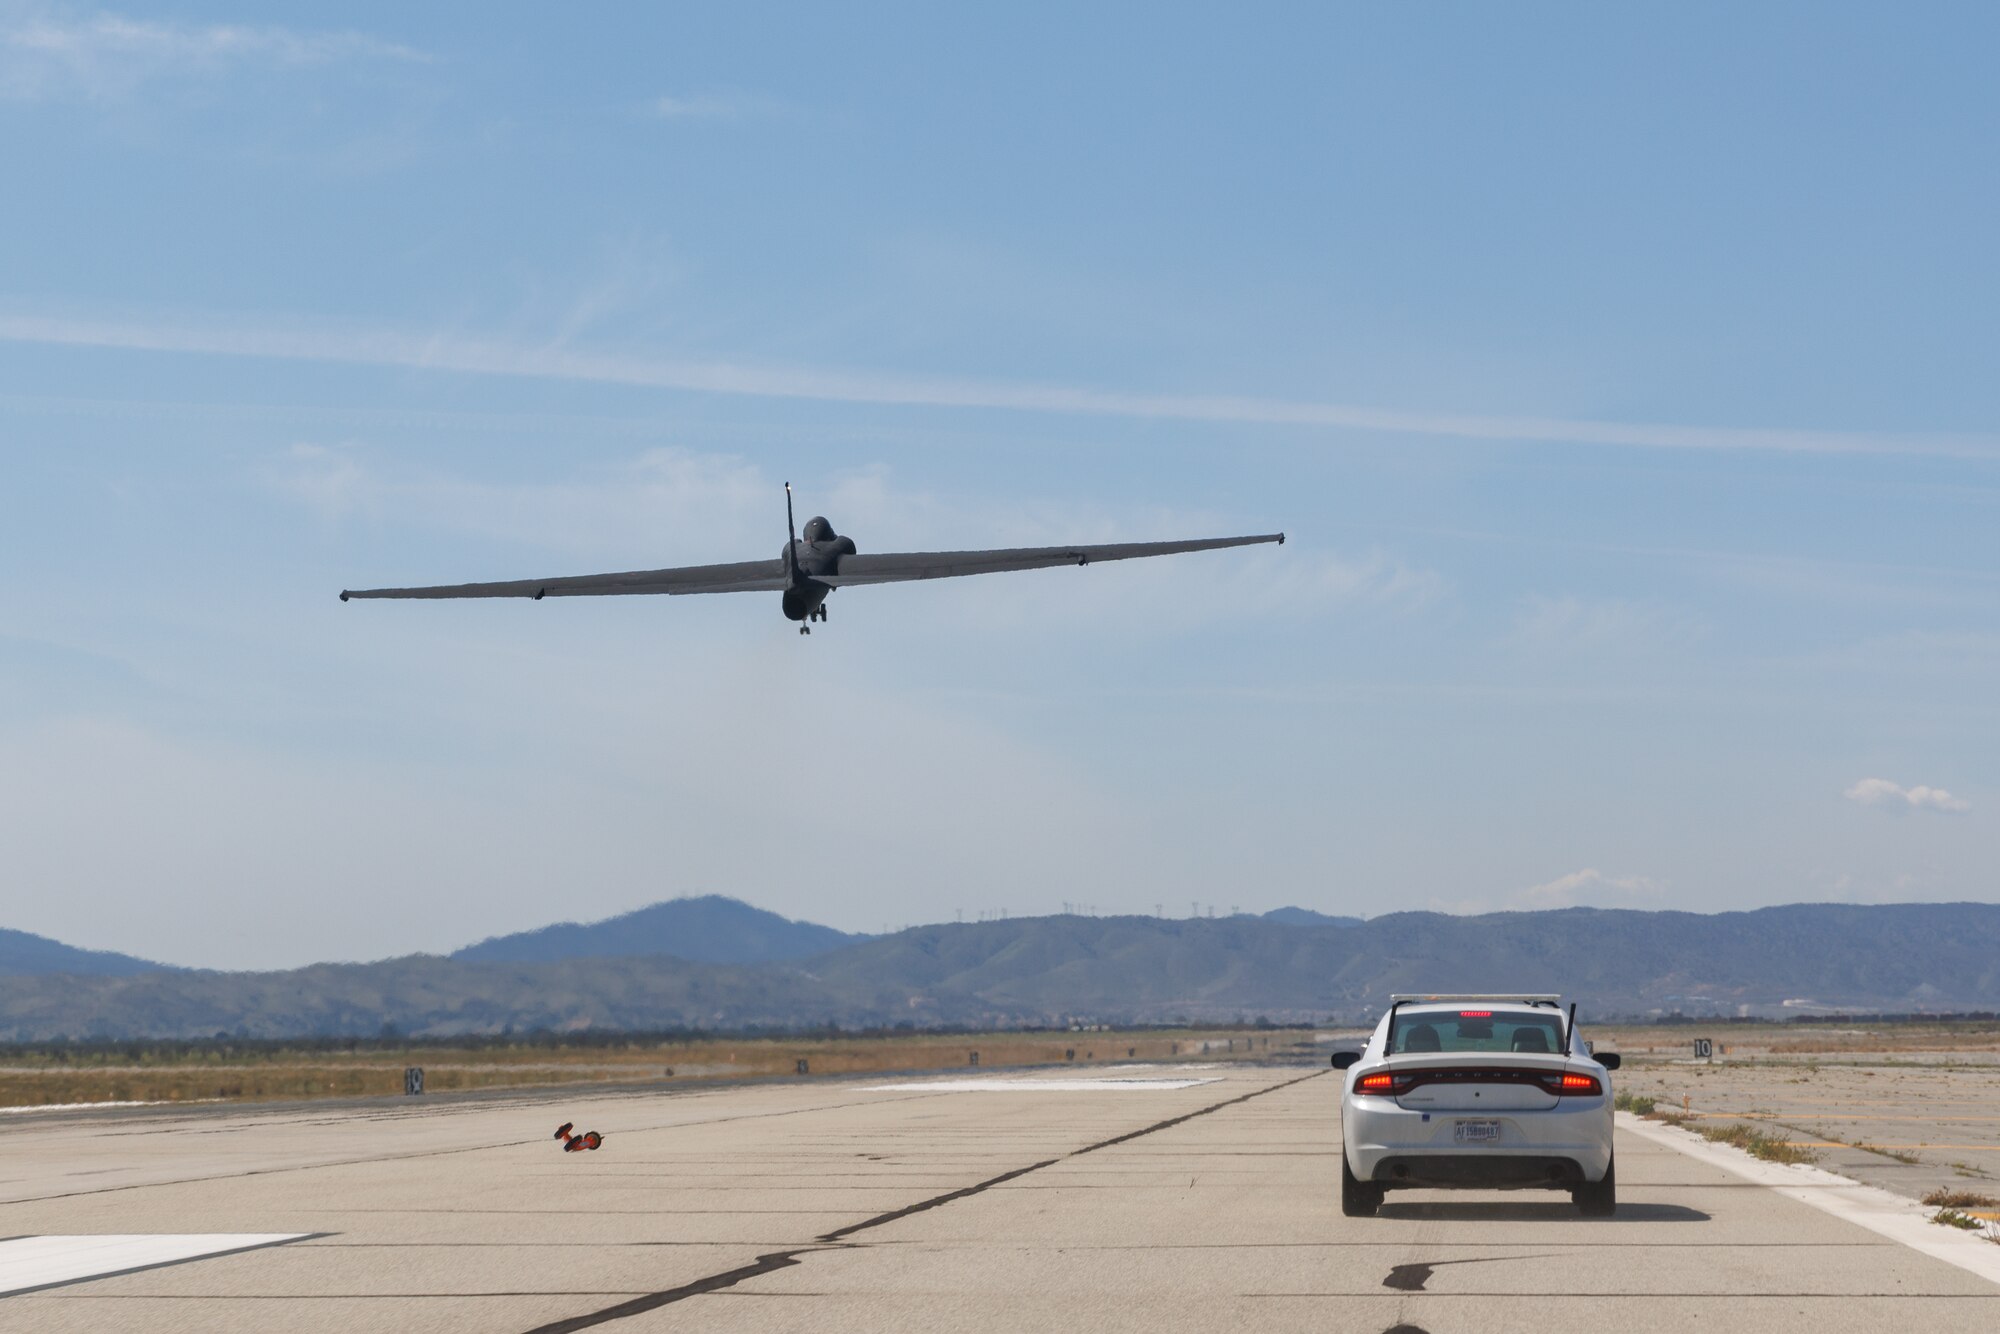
[4,1064,1998,1332]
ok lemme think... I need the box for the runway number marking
[0,1234,314,1297]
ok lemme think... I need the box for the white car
[1334,994,1619,1217]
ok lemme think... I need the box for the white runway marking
[0,1234,312,1297]
[1620,1112,2000,1288]
[861,1077,1224,1092]
[0,1100,209,1115]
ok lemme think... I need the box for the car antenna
[1563,1000,1577,1057]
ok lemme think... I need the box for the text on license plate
[1454,1119,1502,1144]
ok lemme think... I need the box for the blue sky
[2,3,1995,969]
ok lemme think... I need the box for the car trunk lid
[1386,1053,1577,1111]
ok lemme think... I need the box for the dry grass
[1932,1208,1987,1231]
[1642,1110,1819,1165]
[1923,1188,2000,1210]
[1695,1123,1820,1165]
[0,1028,1300,1110]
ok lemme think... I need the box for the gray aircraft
[341,484,1284,633]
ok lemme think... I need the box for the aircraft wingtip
[338,590,350,602]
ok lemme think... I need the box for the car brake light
[1458,1010,1492,1017]
[1355,1070,1416,1096]
[1556,1073,1601,1096]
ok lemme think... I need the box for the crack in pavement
[522,1069,1327,1331]
[520,1249,822,1333]
[815,1159,1059,1244]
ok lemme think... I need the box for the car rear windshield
[1391,1012,1564,1054]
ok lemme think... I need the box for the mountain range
[449,895,870,966]
[1,900,1996,1041]
[0,928,173,979]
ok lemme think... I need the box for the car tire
[1341,1148,1383,1217]
[1573,1156,1616,1217]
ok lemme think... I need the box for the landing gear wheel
[799,624,810,635]
[1341,1151,1383,1217]
[1573,1156,1616,1216]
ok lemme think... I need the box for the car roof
[1388,1001,1563,1017]
[1388,993,1561,1005]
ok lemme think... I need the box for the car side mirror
[1597,1053,1622,1071]
[1331,1051,1361,1069]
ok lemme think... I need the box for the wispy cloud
[2,307,1991,459]
[1516,868,1665,909]
[1,8,423,100]
[1843,777,1970,814]
[1807,868,1940,904]
[652,92,777,121]
[1424,867,1666,916]
[1508,595,1705,660]
[269,443,774,554]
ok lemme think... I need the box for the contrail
[1,309,1991,459]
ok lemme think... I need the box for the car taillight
[1354,1071,1412,1096]
[1555,1073,1601,1096]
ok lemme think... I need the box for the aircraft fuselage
[781,516,856,623]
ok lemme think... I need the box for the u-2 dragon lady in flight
[341,485,1284,633]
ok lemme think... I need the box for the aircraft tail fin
[783,482,801,581]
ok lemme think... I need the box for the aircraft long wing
[815,533,1284,587]
[340,558,786,601]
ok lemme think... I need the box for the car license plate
[1454,1119,1501,1144]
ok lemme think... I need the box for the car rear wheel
[1572,1155,1616,1216]
[1341,1149,1383,1217]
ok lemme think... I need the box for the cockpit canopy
[802,516,837,542]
